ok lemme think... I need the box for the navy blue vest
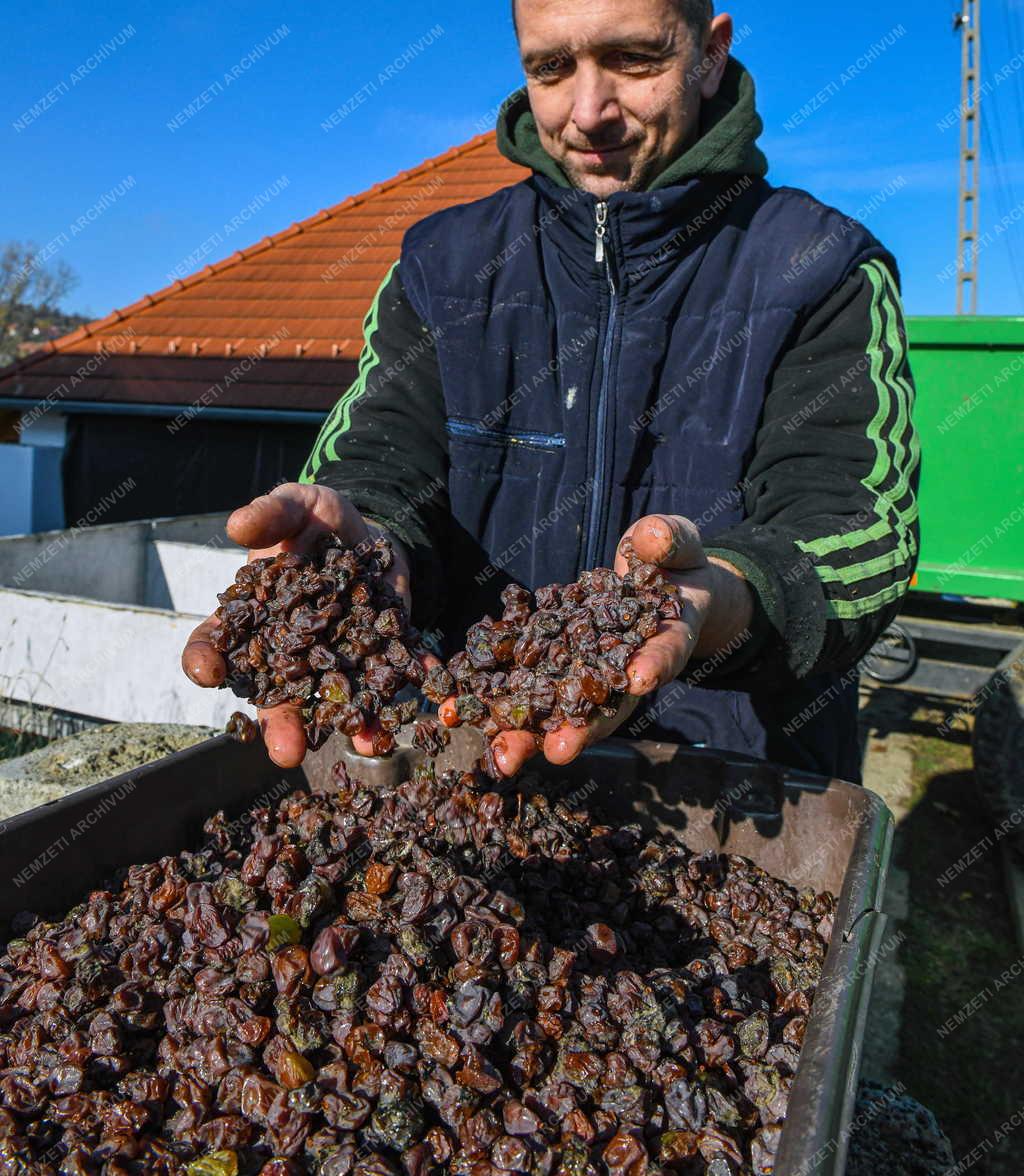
[400,173,889,781]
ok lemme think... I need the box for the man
[184,0,919,783]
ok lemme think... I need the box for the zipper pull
[594,201,608,265]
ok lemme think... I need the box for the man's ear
[699,14,733,100]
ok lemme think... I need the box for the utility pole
[955,0,981,314]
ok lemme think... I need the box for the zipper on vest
[583,200,618,570]
[445,417,566,450]
[594,200,608,265]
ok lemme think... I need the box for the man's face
[515,0,729,197]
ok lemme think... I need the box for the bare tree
[0,242,80,367]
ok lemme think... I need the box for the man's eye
[532,56,572,80]
[611,52,657,69]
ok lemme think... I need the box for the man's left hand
[447,514,755,776]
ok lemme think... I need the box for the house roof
[0,133,528,414]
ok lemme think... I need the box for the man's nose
[570,64,620,135]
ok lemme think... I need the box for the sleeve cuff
[703,540,818,684]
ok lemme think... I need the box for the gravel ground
[0,723,215,822]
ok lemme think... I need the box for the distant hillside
[1,302,91,367]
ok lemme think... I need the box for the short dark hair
[675,0,713,38]
[513,0,713,39]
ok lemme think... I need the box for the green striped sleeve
[704,256,921,683]
[795,258,920,620]
[300,261,399,484]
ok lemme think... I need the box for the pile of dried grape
[423,540,682,756]
[0,759,834,1176]
[211,537,427,754]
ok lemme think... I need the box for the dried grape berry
[411,718,450,756]
[226,711,260,744]
[211,536,426,750]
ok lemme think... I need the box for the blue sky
[5,0,1024,319]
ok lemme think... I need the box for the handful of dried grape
[0,756,835,1176]
[210,535,428,754]
[425,539,681,761]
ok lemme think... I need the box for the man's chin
[564,165,643,197]
[561,148,649,195]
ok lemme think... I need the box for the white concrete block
[0,514,256,727]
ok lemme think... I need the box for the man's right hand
[182,482,414,769]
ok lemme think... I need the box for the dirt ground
[858,686,1024,1176]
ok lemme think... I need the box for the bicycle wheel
[860,622,918,685]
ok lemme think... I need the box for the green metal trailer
[907,315,1024,603]
[864,316,1024,692]
[860,314,1023,871]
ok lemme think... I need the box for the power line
[980,115,1024,305]
[1000,0,1024,151]
[955,0,981,314]
[978,4,1024,308]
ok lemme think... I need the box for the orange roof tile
[0,133,528,411]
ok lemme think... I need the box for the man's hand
[182,482,416,769]
[467,514,755,777]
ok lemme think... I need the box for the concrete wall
[145,515,243,614]
[0,590,251,727]
[0,513,235,605]
[0,514,255,727]
[0,516,151,602]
